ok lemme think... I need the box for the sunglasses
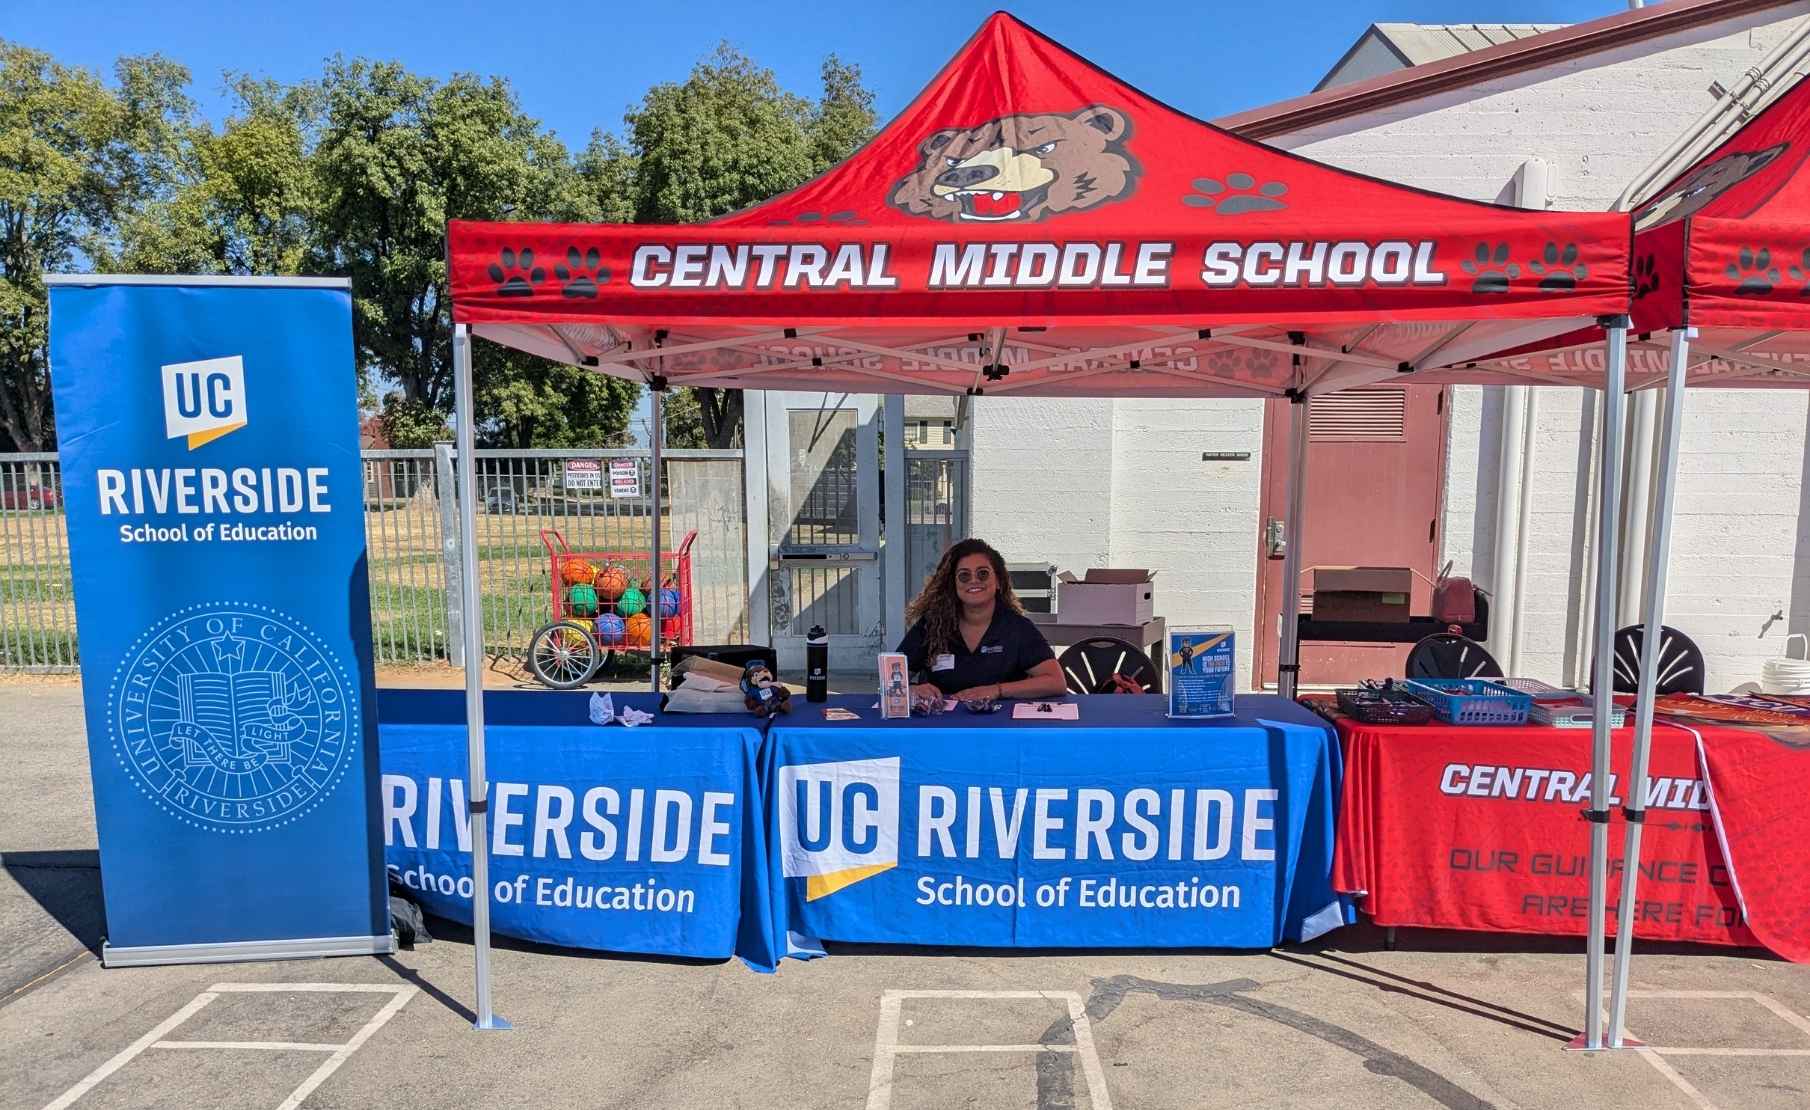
[955,568,993,584]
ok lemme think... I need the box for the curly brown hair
[905,538,1022,659]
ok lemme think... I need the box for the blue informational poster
[48,276,390,966]
[1168,627,1236,718]
[377,690,771,964]
[755,694,1348,964]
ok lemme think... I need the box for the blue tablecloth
[754,694,1348,964]
[377,689,768,962]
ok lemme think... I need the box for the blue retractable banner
[48,276,390,966]
[759,694,1349,963]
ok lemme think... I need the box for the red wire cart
[525,528,697,688]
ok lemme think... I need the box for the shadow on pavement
[1,849,105,955]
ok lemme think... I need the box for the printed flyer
[1168,627,1235,718]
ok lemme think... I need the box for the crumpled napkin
[588,692,615,724]
[616,705,655,727]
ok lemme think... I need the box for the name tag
[980,644,1004,655]
[932,653,955,672]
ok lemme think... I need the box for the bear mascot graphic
[889,105,1139,224]
[1633,142,1788,230]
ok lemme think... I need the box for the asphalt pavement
[4,678,1808,1110]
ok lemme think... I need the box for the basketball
[561,557,596,586]
[657,586,681,618]
[565,583,599,617]
[595,565,630,601]
[616,583,647,618]
[625,612,652,645]
[594,612,626,645]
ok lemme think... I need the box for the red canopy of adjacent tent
[447,12,1631,399]
[1467,67,1810,389]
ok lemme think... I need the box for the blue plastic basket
[1402,678,1532,725]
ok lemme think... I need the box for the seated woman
[898,538,1068,704]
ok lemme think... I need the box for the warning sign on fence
[609,458,641,500]
[564,459,602,490]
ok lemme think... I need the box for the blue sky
[18,0,1624,143]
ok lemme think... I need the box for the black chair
[1405,633,1503,680]
[1605,624,1706,695]
[1059,637,1161,695]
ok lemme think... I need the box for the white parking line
[41,982,416,1110]
[1570,989,1810,1110]
[866,989,1113,1110]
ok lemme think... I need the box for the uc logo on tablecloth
[109,606,357,833]
[162,355,247,449]
[778,756,900,900]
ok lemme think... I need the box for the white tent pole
[1607,326,1694,1047]
[649,384,665,694]
[1278,390,1309,698]
[453,323,509,1032]
[1580,316,1628,1052]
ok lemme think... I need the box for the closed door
[1253,386,1448,688]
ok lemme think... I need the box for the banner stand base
[102,932,395,969]
[474,1015,514,1032]
[1564,1033,1645,1053]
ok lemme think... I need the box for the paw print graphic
[1786,248,1810,295]
[1634,254,1662,300]
[1727,246,1779,295]
[1182,173,1288,215]
[767,209,867,227]
[1528,242,1587,292]
[554,247,611,298]
[1461,242,1519,294]
[488,248,545,297]
[1205,348,1245,375]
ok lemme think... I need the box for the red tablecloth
[1332,713,1767,950]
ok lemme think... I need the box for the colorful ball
[595,565,630,601]
[565,583,599,617]
[616,584,647,617]
[660,616,681,642]
[594,612,626,645]
[561,558,596,586]
[625,612,652,645]
[657,587,682,618]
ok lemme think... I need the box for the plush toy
[566,583,599,617]
[624,612,652,645]
[561,557,597,586]
[616,582,648,618]
[594,612,626,646]
[740,660,792,718]
[595,565,630,601]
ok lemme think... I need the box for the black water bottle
[806,625,829,702]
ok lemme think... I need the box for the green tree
[618,48,876,448]
[0,41,191,450]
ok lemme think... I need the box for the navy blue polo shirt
[897,607,1056,695]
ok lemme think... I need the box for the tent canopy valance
[448,12,1632,399]
[1459,65,1810,389]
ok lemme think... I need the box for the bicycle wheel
[527,621,599,689]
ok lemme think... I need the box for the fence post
[435,441,464,668]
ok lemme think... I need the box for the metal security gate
[0,448,747,673]
[759,393,884,673]
[904,450,969,602]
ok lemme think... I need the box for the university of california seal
[107,604,357,833]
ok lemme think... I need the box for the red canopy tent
[441,11,1635,1030]
[1422,69,1810,1050]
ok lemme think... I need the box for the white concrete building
[966,0,1810,692]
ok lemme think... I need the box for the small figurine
[741,660,792,718]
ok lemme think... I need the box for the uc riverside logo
[109,605,356,833]
[778,756,900,900]
[162,355,247,449]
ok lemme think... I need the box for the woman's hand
[954,685,1002,704]
[909,683,943,704]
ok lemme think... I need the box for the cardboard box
[1056,568,1155,625]
[1312,566,1412,623]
